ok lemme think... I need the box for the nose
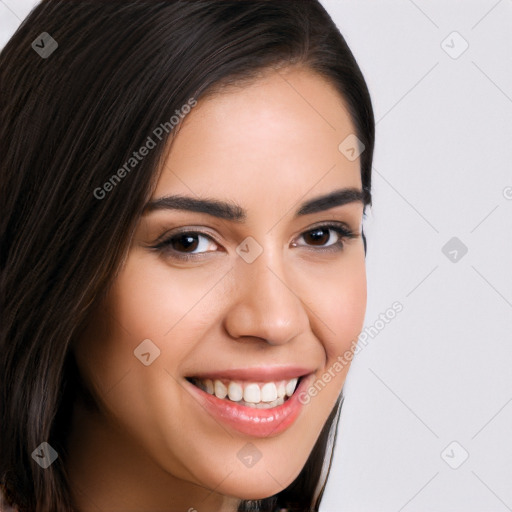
[223,244,310,346]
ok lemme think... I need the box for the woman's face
[71,66,367,510]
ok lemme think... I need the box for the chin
[213,466,299,501]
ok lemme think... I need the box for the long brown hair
[0,1,374,510]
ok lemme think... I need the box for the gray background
[1,1,511,510]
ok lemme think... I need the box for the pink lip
[183,372,315,438]
[185,365,314,382]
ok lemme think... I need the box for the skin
[67,65,367,512]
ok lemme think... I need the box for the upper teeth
[195,377,299,404]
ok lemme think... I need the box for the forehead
[152,66,362,213]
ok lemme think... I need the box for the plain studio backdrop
[1,1,511,511]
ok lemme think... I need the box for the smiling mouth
[185,376,303,409]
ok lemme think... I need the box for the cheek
[99,252,228,363]
[74,250,237,427]
[110,254,214,339]
[71,256,228,482]
[289,253,366,415]
[71,254,207,405]
[310,253,367,360]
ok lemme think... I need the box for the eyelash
[150,223,358,262]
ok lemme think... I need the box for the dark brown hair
[0,1,374,510]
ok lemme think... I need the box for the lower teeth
[234,397,286,409]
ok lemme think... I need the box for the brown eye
[293,224,357,252]
[303,227,332,246]
[154,231,220,260]
[172,233,201,253]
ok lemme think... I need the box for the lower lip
[184,374,314,438]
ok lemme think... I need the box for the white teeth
[214,379,227,399]
[196,377,301,406]
[205,379,214,395]
[261,382,277,402]
[243,383,261,403]
[228,381,243,402]
[285,378,298,397]
[244,396,285,409]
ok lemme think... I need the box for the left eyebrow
[295,187,367,216]
[142,187,367,221]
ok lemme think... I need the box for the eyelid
[152,226,220,246]
[299,219,355,234]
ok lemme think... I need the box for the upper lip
[186,365,316,382]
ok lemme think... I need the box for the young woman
[0,1,375,511]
